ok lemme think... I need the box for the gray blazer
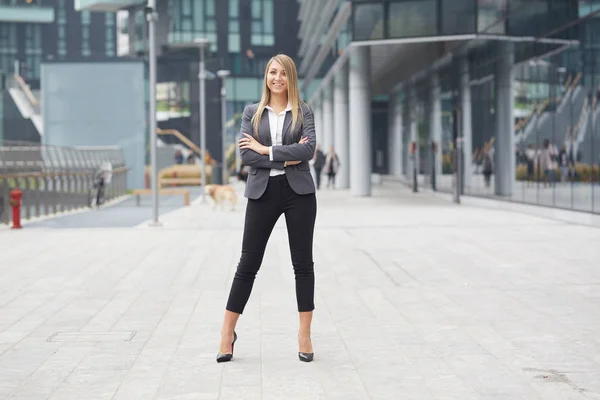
[240,102,316,199]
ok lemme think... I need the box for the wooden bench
[131,188,190,206]
[159,178,203,188]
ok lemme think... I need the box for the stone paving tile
[0,182,599,399]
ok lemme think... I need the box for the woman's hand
[239,133,269,155]
[286,137,309,166]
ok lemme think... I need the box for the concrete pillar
[387,94,397,176]
[494,41,515,196]
[460,56,473,188]
[429,73,442,185]
[334,62,349,189]
[388,91,403,177]
[402,87,411,177]
[349,46,371,196]
[395,92,403,178]
[409,85,418,174]
[322,82,334,151]
[313,94,323,147]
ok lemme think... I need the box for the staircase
[7,74,43,137]
[516,73,586,149]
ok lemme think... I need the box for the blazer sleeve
[270,104,316,162]
[239,105,285,169]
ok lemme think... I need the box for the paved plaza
[1,181,600,399]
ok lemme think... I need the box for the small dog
[204,184,238,211]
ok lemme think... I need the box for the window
[81,10,91,57]
[388,1,436,38]
[168,0,217,51]
[478,0,507,34]
[0,23,17,77]
[24,24,41,79]
[57,0,67,57]
[250,0,274,46]
[507,0,549,37]
[105,12,115,57]
[229,0,240,52]
[353,2,384,41]
[441,0,475,35]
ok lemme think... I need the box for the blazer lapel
[260,110,272,146]
[282,112,293,144]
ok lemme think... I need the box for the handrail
[537,98,550,114]
[573,96,588,139]
[514,103,537,132]
[571,72,583,91]
[14,74,39,107]
[0,166,129,180]
[563,75,572,92]
[157,128,202,156]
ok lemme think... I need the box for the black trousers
[226,174,317,314]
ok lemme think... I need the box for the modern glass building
[0,0,118,143]
[0,0,117,86]
[82,0,302,166]
[302,0,600,214]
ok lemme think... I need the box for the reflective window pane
[389,0,437,38]
[478,0,507,34]
[353,3,384,41]
[441,0,476,35]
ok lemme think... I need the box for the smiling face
[266,60,288,97]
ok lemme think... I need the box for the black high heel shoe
[298,336,314,363]
[216,331,237,363]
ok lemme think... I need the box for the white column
[349,46,371,196]
[388,92,403,177]
[394,92,403,178]
[410,86,418,175]
[313,94,323,147]
[430,73,442,185]
[460,55,473,188]
[334,62,349,189]
[402,88,411,177]
[494,41,515,196]
[322,82,334,150]
[388,94,396,176]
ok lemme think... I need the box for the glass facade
[228,0,240,53]
[81,10,91,57]
[395,3,600,214]
[250,0,274,46]
[0,1,117,83]
[352,0,579,41]
[168,0,217,51]
[0,24,17,76]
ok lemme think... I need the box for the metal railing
[0,141,129,225]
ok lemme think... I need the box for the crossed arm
[239,106,285,169]
[239,104,317,168]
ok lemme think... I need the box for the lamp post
[217,70,230,185]
[194,37,211,203]
[146,0,160,225]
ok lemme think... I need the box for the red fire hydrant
[10,187,22,229]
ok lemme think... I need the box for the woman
[322,145,340,189]
[217,54,317,363]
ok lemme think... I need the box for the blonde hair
[251,54,304,137]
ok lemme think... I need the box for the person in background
[312,144,325,189]
[323,146,340,189]
[174,150,184,165]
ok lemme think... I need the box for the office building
[89,0,301,165]
[0,0,118,142]
[301,0,600,214]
